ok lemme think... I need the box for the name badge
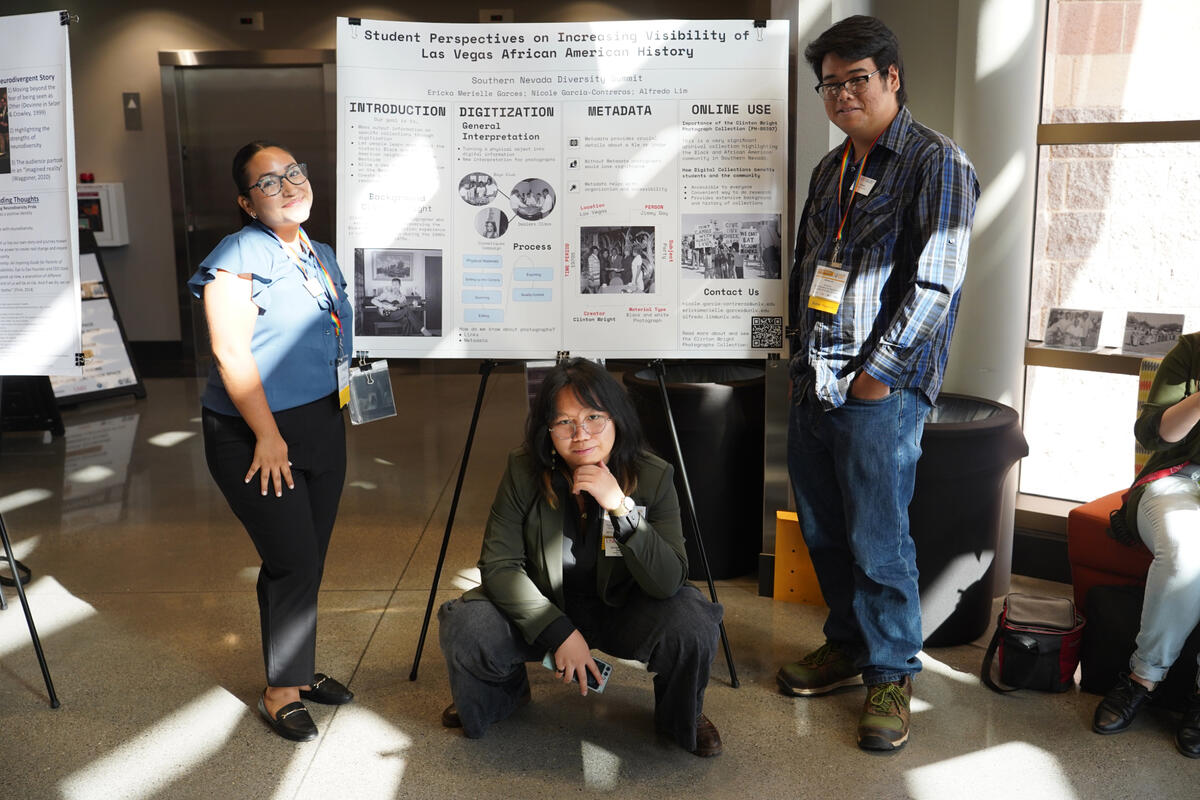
[855,176,877,196]
[807,260,849,314]
[304,276,324,298]
[337,356,350,408]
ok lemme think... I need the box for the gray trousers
[438,585,723,750]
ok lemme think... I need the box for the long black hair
[524,358,646,506]
[231,139,292,227]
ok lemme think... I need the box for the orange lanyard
[270,226,342,340]
[831,130,884,264]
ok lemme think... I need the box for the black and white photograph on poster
[0,87,10,175]
[510,178,556,221]
[1043,308,1103,350]
[579,226,655,294]
[354,247,443,337]
[475,207,508,239]
[681,214,782,280]
[1122,311,1184,356]
[458,172,498,206]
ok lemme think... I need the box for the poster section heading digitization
[0,10,81,376]
[337,18,788,360]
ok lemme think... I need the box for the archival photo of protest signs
[0,11,81,377]
[337,17,787,360]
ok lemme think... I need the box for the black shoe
[299,673,354,705]
[258,696,318,742]
[1177,691,1200,758]
[1093,674,1155,734]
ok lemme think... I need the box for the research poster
[0,10,80,376]
[337,18,787,360]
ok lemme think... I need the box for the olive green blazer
[463,446,688,645]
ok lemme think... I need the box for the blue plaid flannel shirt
[788,106,980,409]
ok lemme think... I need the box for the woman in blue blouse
[188,141,355,742]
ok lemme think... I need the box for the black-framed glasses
[245,163,308,197]
[548,413,610,440]
[814,68,883,101]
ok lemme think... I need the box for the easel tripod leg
[651,360,739,688]
[0,514,60,707]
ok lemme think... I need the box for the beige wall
[7,0,768,341]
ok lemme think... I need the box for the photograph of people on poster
[0,87,10,175]
[354,247,443,337]
[681,214,782,280]
[458,172,498,206]
[580,226,655,294]
[510,178,556,221]
[476,207,508,239]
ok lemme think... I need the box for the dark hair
[804,15,906,107]
[524,358,645,506]
[231,139,292,226]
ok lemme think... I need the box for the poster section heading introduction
[337,18,787,360]
[0,10,81,377]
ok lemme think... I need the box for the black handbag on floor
[981,593,1085,693]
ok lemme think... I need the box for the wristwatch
[607,495,636,517]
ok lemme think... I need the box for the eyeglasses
[814,68,884,101]
[548,413,610,440]
[245,163,309,197]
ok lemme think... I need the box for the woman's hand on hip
[247,432,293,497]
[554,630,602,696]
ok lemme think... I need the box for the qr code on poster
[750,316,783,349]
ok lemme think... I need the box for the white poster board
[0,10,80,376]
[337,18,787,360]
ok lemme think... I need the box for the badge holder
[347,356,397,425]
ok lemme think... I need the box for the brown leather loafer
[691,714,723,757]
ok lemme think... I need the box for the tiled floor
[0,370,1195,799]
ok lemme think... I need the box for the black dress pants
[203,394,346,687]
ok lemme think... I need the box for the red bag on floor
[981,593,1085,693]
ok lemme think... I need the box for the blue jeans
[1132,472,1200,688]
[787,387,931,684]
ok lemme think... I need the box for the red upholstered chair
[1066,357,1162,610]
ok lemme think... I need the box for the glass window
[1044,1,1200,123]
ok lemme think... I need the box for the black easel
[410,357,739,687]
[649,359,739,687]
[410,359,512,680]
[0,513,61,708]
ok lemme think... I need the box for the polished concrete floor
[0,370,1195,800]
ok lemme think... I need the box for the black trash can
[911,393,1028,646]
[623,365,764,580]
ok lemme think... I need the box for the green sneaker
[777,641,863,696]
[857,676,912,751]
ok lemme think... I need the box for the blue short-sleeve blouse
[187,222,354,415]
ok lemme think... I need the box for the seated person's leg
[438,597,542,738]
[592,585,723,752]
[1131,475,1200,685]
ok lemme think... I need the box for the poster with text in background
[337,18,787,360]
[0,10,80,376]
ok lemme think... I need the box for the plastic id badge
[807,261,849,314]
[347,360,397,425]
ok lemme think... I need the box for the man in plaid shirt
[777,15,979,752]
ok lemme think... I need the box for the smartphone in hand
[542,651,612,693]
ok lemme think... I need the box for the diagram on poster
[337,17,787,360]
[0,10,80,376]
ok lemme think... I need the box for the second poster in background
[337,17,787,360]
